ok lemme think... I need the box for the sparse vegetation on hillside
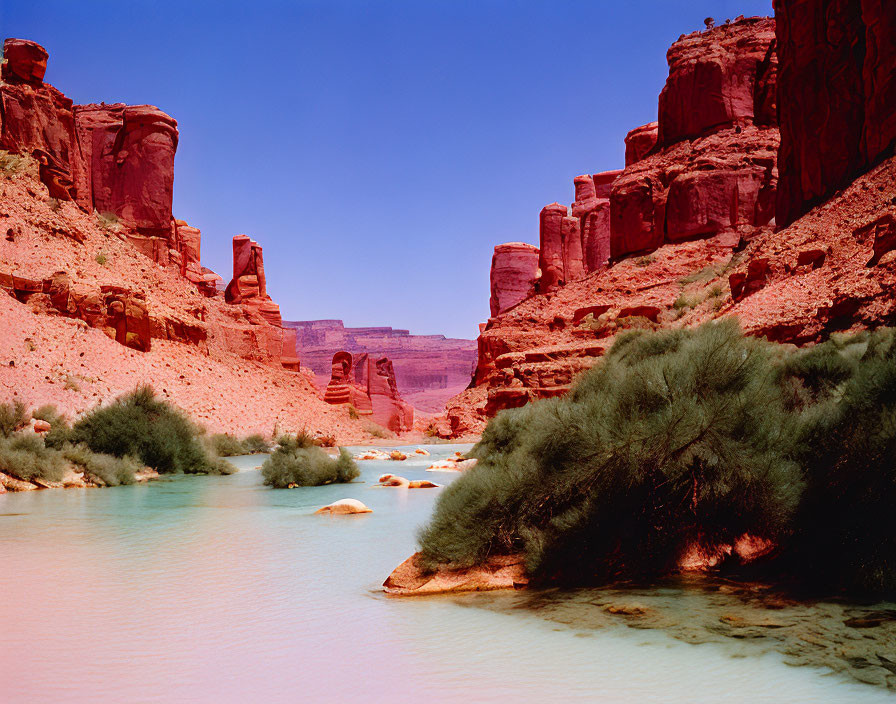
[207,433,271,457]
[418,321,896,597]
[70,386,234,475]
[261,433,358,488]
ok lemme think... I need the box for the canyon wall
[284,319,476,413]
[0,38,297,372]
[774,0,896,227]
[452,11,896,436]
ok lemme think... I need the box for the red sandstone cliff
[450,10,896,436]
[0,38,370,440]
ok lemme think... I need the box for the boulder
[1,38,48,84]
[489,242,540,316]
[377,473,410,487]
[383,553,529,595]
[315,499,372,515]
[389,450,407,461]
[624,122,659,166]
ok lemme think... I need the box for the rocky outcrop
[383,553,528,595]
[450,17,784,431]
[657,18,777,146]
[0,270,207,352]
[221,234,299,370]
[74,103,178,235]
[533,170,621,295]
[1,39,80,202]
[611,18,778,259]
[625,122,658,165]
[774,0,896,227]
[490,242,539,316]
[0,38,219,299]
[285,319,476,413]
[322,350,414,432]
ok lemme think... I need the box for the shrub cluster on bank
[418,320,896,597]
[0,386,236,488]
[261,433,358,488]
[206,433,271,457]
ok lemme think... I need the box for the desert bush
[261,435,358,488]
[782,330,896,595]
[419,320,803,583]
[0,433,66,482]
[34,405,73,449]
[242,435,270,454]
[348,406,359,420]
[62,443,139,486]
[0,400,29,437]
[207,433,246,457]
[364,422,391,439]
[0,150,32,177]
[70,386,231,474]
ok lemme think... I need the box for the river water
[1,444,894,703]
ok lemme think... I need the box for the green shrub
[348,406,359,420]
[782,330,896,595]
[261,436,358,488]
[95,252,108,266]
[62,443,139,486]
[208,433,246,457]
[242,434,270,454]
[0,400,29,437]
[0,434,66,482]
[0,150,32,177]
[418,320,803,583]
[70,386,229,474]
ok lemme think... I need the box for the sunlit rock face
[490,242,540,317]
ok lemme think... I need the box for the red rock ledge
[383,553,528,596]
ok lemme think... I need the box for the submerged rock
[315,498,372,515]
[383,553,529,596]
[376,474,439,489]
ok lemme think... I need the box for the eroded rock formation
[611,18,778,259]
[490,242,539,316]
[285,320,476,413]
[322,350,414,432]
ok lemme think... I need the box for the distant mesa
[284,320,476,413]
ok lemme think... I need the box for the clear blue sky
[3,0,772,339]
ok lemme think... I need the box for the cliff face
[0,37,299,372]
[451,11,896,436]
[284,320,476,413]
[774,0,896,227]
[0,38,365,438]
